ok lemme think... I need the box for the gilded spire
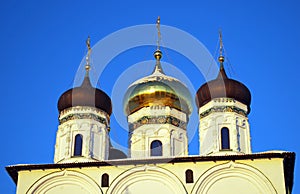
[154,16,162,62]
[153,16,164,74]
[85,36,92,75]
[218,30,225,68]
[216,30,228,80]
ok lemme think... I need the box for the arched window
[150,140,162,156]
[101,173,109,187]
[221,127,230,150]
[185,169,194,183]
[73,134,83,156]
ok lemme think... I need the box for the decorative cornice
[59,113,107,125]
[6,152,295,185]
[59,106,109,118]
[200,106,247,119]
[129,115,187,131]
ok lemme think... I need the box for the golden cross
[219,29,223,57]
[86,36,91,51]
[85,36,91,72]
[156,16,161,49]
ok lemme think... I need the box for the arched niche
[107,166,187,194]
[191,162,277,194]
[27,170,103,194]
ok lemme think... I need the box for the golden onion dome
[123,50,192,116]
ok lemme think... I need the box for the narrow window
[185,169,194,183]
[74,134,83,156]
[221,127,230,150]
[101,173,109,187]
[150,140,162,156]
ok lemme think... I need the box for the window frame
[73,134,83,156]
[185,169,194,183]
[150,140,163,156]
[221,127,230,150]
[101,173,109,187]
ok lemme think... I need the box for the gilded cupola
[123,49,192,116]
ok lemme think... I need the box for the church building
[6,19,295,194]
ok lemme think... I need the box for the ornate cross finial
[86,36,91,51]
[218,30,225,64]
[156,16,161,50]
[85,36,91,72]
[152,16,164,74]
[219,30,223,57]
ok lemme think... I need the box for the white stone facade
[13,152,291,194]
[199,98,251,155]
[54,106,110,163]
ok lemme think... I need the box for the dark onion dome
[57,74,112,115]
[108,140,127,160]
[123,50,193,116]
[108,147,127,160]
[196,64,251,113]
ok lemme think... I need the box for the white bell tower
[123,18,192,159]
[123,49,192,159]
[123,18,193,159]
[196,32,252,156]
[197,96,251,155]
[54,104,111,163]
[54,38,112,163]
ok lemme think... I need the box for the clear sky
[1,0,299,193]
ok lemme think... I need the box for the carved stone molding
[59,113,107,125]
[200,106,247,119]
[128,115,187,131]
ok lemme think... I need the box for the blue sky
[1,0,299,193]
